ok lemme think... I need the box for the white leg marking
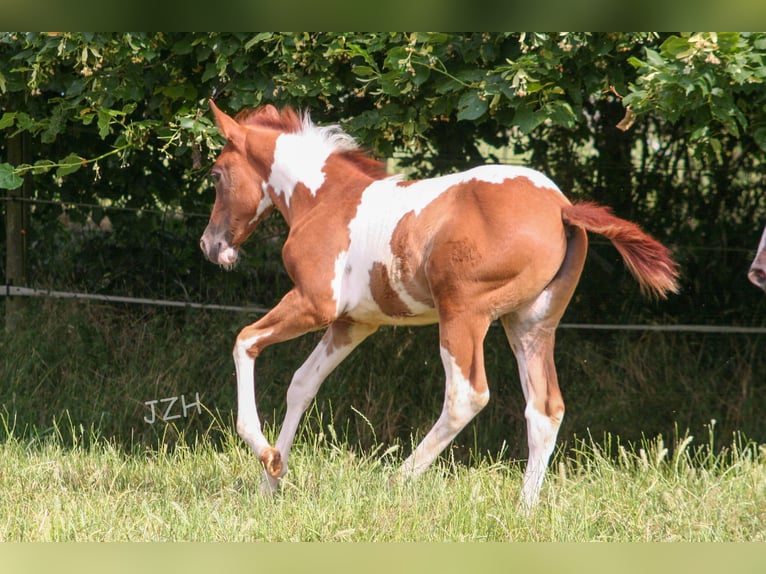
[398,345,489,480]
[521,403,562,510]
[233,330,273,459]
[502,317,563,511]
[259,323,377,493]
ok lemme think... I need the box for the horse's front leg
[231,289,329,488]
[260,320,378,493]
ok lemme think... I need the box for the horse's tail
[562,202,680,299]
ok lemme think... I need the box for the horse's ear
[209,99,242,142]
[257,104,282,124]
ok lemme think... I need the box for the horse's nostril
[748,266,766,287]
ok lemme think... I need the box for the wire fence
[4,285,766,335]
[0,194,211,220]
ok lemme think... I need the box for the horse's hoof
[261,447,283,478]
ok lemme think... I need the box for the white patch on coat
[268,133,332,206]
[458,164,562,193]
[524,288,554,323]
[441,345,490,415]
[267,121,360,208]
[331,165,563,321]
[248,187,274,226]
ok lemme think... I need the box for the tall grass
[0,410,763,541]
[2,299,764,459]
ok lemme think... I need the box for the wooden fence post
[4,131,30,333]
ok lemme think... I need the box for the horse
[748,226,766,291]
[200,99,680,510]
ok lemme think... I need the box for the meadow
[0,411,763,542]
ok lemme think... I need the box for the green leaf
[383,46,409,71]
[171,38,193,55]
[644,48,665,67]
[434,75,462,94]
[0,163,23,190]
[97,108,113,139]
[56,153,83,177]
[201,62,218,83]
[378,71,402,96]
[545,100,576,128]
[411,63,430,87]
[352,65,376,77]
[31,159,56,174]
[244,32,273,51]
[626,56,648,70]
[753,127,766,152]
[717,32,740,53]
[413,32,451,44]
[0,112,16,130]
[456,91,488,121]
[513,103,545,134]
[660,36,690,59]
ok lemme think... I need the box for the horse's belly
[348,304,439,326]
[334,252,437,325]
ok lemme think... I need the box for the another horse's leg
[232,289,328,484]
[397,314,491,480]
[263,320,378,493]
[748,225,766,291]
[501,318,564,511]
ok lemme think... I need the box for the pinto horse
[748,226,766,291]
[200,100,680,509]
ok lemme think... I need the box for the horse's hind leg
[501,317,564,511]
[501,224,586,510]
[396,314,491,480]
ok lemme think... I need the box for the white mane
[299,112,360,154]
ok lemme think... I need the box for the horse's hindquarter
[425,180,570,319]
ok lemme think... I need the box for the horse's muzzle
[748,265,766,292]
[200,235,239,268]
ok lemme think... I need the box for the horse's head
[200,100,275,268]
[748,225,766,292]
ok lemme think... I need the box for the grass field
[1,413,763,542]
[2,302,765,542]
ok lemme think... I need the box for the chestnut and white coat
[200,101,680,510]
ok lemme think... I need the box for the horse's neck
[268,154,376,227]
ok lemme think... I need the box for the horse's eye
[210,169,222,183]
